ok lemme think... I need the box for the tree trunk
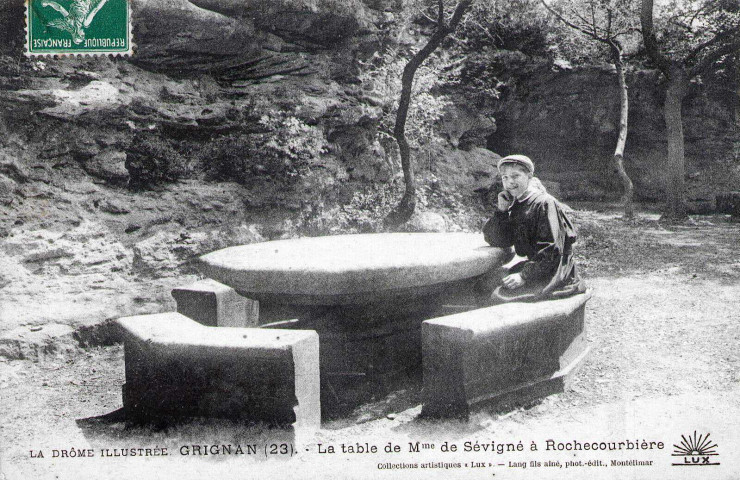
[386,0,473,227]
[662,68,689,220]
[641,0,689,220]
[735,52,740,163]
[388,60,418,226]
[611,46,634,219]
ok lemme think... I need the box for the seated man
[483,154,586,302]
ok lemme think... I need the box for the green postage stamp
[26,0,132,55]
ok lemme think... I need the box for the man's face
[499,164,532,198]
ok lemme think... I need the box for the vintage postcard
[1,0,738,479]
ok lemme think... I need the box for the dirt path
[1,210,739,479]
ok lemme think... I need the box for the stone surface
[0,174,16,205]
[198,233,510,305]
[254,285,486,411]
[0,324,77,360]
[188,0,370,45]
[99,198,131,215]
[483,64,737,202]
[439,104,496,149]
[316,316,423,407]
[429,146,501,194]
[172,279,258,327]
[83,149,129,185]
[404,211,449,232]
[132,225,266,276]
[1,221,130,275]
[421,291,592,418]
[117,312,320,428]
[131,0,263,72]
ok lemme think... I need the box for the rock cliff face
[481,60,737,207]
[0,0,494,342]
[0,0,736,343]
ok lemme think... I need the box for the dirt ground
[1,207,739,480]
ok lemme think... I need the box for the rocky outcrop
[0,324,78,361]
[83,150,130,185]
[132,223,264,275]
[439,104,496,150]
[0,0,736,354]
[403,211,449,232]
[189,0,371,46]
[131,0,264,73]
[1,222,130,276]
[480,62,737,205]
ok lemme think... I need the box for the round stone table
[198,232,509,307]
[198,232,511,411]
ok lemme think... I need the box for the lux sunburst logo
[671,431,719,466]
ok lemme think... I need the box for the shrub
[203,110,328,184]
[125,133,189,189]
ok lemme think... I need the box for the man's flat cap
[497,154,534,174]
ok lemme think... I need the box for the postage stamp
[25,0,132,56]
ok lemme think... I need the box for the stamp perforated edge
[24,0,135,57]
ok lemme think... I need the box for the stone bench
[116,312,320,429]
[172,279,259,327]
[421,291,592,418]
[716,191,740,217]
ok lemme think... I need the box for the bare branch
[614,26,642,38]
[687,0,718,29]
[541,0,603,40]
[468,17,501,44]
[570,6,598,33]
[669,19,694,32]
[415,6,438,25]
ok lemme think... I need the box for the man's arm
[483,210,515,247]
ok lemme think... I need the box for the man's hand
[497,191,513,212]
[502,273,525,289]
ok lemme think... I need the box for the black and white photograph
[1,0,739,478]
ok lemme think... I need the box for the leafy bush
[125,133,190,189]
[258,112,328,168]
[299,173,486,236]
[357,48,452,150]
[458,0,553,56]
[300,181,405,235]
[203,109,328,184]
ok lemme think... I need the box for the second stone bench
[116,312,320,429]
[422,291,592,418]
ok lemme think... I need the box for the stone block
[117,312,320,429]
[716,192,740,217]
[422,291,591,418]
[172,279,258,327]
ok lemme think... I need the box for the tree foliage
[651,0,740,65]
[540,0,640,217]
[126,133,190,189]
[641,0,740,219]
[458,0,553,55]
